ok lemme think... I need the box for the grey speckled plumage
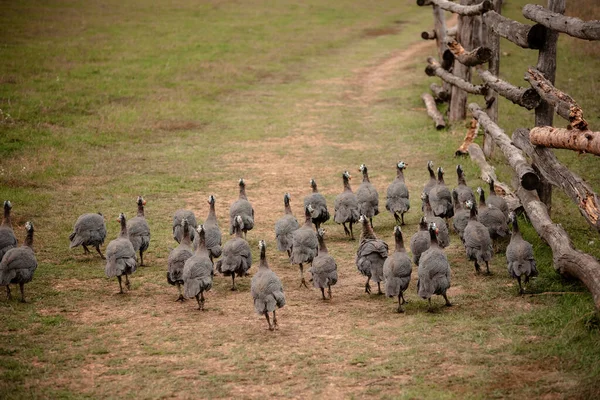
[309,228,338,300]
[334,171,360,240]
[386,161,410,226]
[421,192,450,248]
[356,215,388,295]
[275,193,299,257]
[506,212,538,294]
[0,201,17,262]
[173,209,198,243]
[452,191,470,243]
[290,206,318,288]
[251,240,285,331]
[215,215,251,291]
[127,196,151,266]
[304,179,330,229]
[0,221,37,302]
[384,226,412,313]
[422,161,437,211]
[183,226,214,310]
[452,165,476,207]
[463,200,493,274]
[167,218,194,301]
[229,178,254,238]
[417,223,452,311]
[410,216,430,266]
[195,195,222,261]
[69,212,106,259]
[476,187,509,241]
[488,179,509,218]
[429,167,454,220]
[356,164,379,225]
[105,213,137,294]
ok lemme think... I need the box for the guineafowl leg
[320,287,326,300]
[377,282,383,295]
[273,310,278,330]
[397,295,404,313]
[342,223,350,237]
[365,277,371,294]
[125,274,131,290]
[517,276,524,295]
[299,264,308,288]
[349,222,355,240]
[95,245,106,260]
[485,261,491,275]
[443,293,452,307]
[400,292,409,305]
[427,298,433,313]
[393,213,401,225]
[315,221,320,230]
[139,250,145,267]
[231,275,237,291]
[264,312,273,331]
[370,217,374,229]
[401,212,406,226]
[82,244,91,254]
[19,283,26,303]
[195,294,202,310]
[175,283,185,302]
[5,285,11,300]
[328,285,332,300]
[117,276,124,294]
[286,249,291,259]
[474,261,481,273]
[200,292,206,311]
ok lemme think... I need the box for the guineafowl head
[359,214,367,224]
[437,167,444,178]
[476,187,483,196]
[427,160,434,170]
[428,222,439,234]
[258,239,266,251]
[238,178,245,187]
[420,192,428,201]
[394,225,402,235]
[136,196,146,206]
[343,171,351,180]
[456,164,463,174]
[234,215,244,230]
[283,193,291,204]
[359,164,367,173]
[117,213,125,222]
[508,211,516,223]
[25,221,34,232]
[397,161,406,170]
[465,200,474,209]
[181,217,188,228]
[317,228,325,238]
[197,224,205,234]
[419,216,428,229]
[3,200,12,211]
[310,178,317,188]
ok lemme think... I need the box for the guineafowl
[290,205,319,288]
[334,171,360,240]
[275,193,299,258]
[506,212,538,294]
[69,212,107,259]
[197,195,222,262]
[173,209,197,243]
[356,164,379,227]
[422,161,437,211]
[309,228,338,300]
[251,240,286,331]
[488,179,509,218]
[105,213,137,294]
[183,225,214,310]
[410,216,430,266]
[421,192,450,248]
[451,191,470,243]
[127,196,151,266]
[167,218,194,301]
[229,178,254,238]
[476,187,509,242]
[356,215,388,295]
[452,165,475,207]
[417,222,452,311]
[429,167,454,220]
[304,178,330,229]
[463,200,493,274]
[386,161,410,226]
[384,226,412,313]
[0,201,17,262]
[0,221,37,302]
[215,215,252,291]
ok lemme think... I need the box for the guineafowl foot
[175,295,185,302]
[320,288,326,300]
[377,282,383,295]
[364,283,371,295]
[231,286,238,291]
[328,286,333,300]
[443,294,452,307]
[273,311,279,330]
[95,246,106,260]
[5,286,11,301]
[300,278,309,289]
[83,244,91,254]
[396,307,405,313]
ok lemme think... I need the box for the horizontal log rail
[447,39,492,67]
[528,126,600,156]
[430,83,450,102]
[525,67,588,130]
[425,57,488,95]
[477,68,541,110]
[483,10,546,49]
[469,103,539,190]
[417,0,492,16]
[523,4,600,41]
[422,26,457,40]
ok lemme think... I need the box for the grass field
[1,0,600,398]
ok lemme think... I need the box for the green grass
[1,0,600,398]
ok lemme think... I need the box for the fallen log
[417,0,492,16]
[425,57,488,96]
[430,83,450,102]
[523,4,600,41]
[469,103,539,190]
[516,185,600,310]
[525,67,588,130]
[476,69,541,110]
[483,10,547,49]
[446,38,492,66]
[456,118,479,155]
[528,126,600,156]
[421,93,446,130]
[513,127,600,232]
[421,30,437,40]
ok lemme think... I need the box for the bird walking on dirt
[251,240,286,331]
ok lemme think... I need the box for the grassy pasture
[1,0,600,398]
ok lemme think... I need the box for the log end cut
[527,24,547,50]
[521,171,540,191]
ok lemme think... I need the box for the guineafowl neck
[395,236,405,252]
[458,174,466,185]
[303,215,312,228]
[119,220,128,237]
[207,203,217,222]
[195,236,208,255]
[429,232,439,247]
[343,179,352,192]
[239,188,248,200]
[24,230,34,248]
[512,217,520,235]
[469,206,478,221]
[318,237,328,253]
[312,185,318,193]
[396,169,405,181]
[428,167,435,179]
[361,222,376,240]
[137,204,145,217]
[479,192,486,208]
[362,173,370,183]
[182,225,192,245]
[2,208,10,227]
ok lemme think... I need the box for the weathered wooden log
[528,126,600,156]
[425,57,488,95]
[523,4,600,41]
[430,83,450,102]
[477,69,541,110]
[421,93,446,130]
[446,38,492,66]
[525,67,588,130]
[421,30,437,40]
[481,0,502,157]
[516,185,600,311]
[447,26,457,37]
[417,0,493,16]
[483,11,547,49]
[513,127,600,232]
[456,118,479,155]
[469,103,539,190]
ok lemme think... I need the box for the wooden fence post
[482,0,502,157]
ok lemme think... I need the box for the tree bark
[527,126,600,156]
[483,10,547,49]
[513,128,600,232]
[477,68,541,110]
[525,67,588,130]
[523,4,600,41]
[482,0,502,157]
[469,103,539,190]
[421,93,446,130]
[516,185,600,311]
[417,0,493,16]
[447,38,493,66]
[430,83,451,102]
[456,118,479,155]
[426,57,487,95]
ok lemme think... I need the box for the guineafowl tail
[184,279,201,298]
[105,257,119,278]
[167,271,176,286]
[210,245,222,259]
[69,233,83,248]
[273,290,286,308]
